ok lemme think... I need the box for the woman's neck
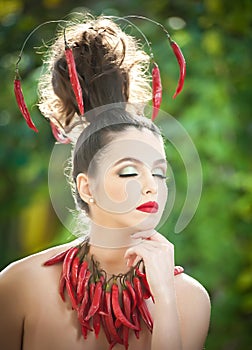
[87,221,142,275]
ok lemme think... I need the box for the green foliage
[0,0,251,348]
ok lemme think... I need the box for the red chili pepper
[71,255,80,290]
[93,311,101,339]
[133,276,153,332]
[111,283,139,331]
[170,40,186,99]
[100,290,113,344]
[14,77,38,132]
[138,301,153,333]
[122,289,131,350]
[65,278,78,310]
[78,289,92,330]
[135,268,154,303]
[115,318,122,328]
[85,281,102,321]
[64,45,84,115]
[109,341,117,350]
[62,246,78,282]
[101,315,113,344]
[50,121,71,144]
[151,62,162,121]
[133,276,143,305]
[81,325,88,340]
[124,279,137,311]
[76,260,88,303]
[43,248,70,266]
[104,290,123,344]
[59,272,66,302]
[174,265,184,275]
[77,269,91,316]
[89,281,95,299]
[132,308,141,339]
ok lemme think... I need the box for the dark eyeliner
[119,173,138,177]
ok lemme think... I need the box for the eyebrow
[113,157,167,167]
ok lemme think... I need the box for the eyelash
[119,173,167,179]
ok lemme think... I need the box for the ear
[76,173,93,204]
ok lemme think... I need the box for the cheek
[158,182,168,206]
[104,180,127,202]
[95,174,140,212]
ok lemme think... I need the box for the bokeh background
[0,0,251,348]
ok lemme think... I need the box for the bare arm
[125,231,211,350]
[0,262,26,350]
[151,278,183,350]
[176,273,211,350]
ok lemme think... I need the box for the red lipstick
[136,201,159,213]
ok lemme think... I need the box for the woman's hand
[124,230,175,299]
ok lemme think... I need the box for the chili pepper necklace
[44,239,184,349]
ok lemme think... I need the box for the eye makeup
[118,165,139,177]
[152,167,167,179]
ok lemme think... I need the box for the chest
[22,290,152,350]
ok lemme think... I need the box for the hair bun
[38,14,152,141]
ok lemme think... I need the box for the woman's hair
[37,13,162,216]
[38,14,152,133]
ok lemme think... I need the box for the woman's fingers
[131,229,171,244]
[130,229,157,239]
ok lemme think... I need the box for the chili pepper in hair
[118,15,186,101]
[64,31,84,116]
[50,121,71,144]
[170,40,186,99]
[14,75,38,132]
[151,62,162,121]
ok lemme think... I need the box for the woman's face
[87,127,168,231]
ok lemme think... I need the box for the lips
[136,201,159,213]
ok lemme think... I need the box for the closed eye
[118,165,139,177]
[152,167,167,179]
[153,174,167,179]
[119,173,138,177]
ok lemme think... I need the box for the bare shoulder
[0,240,78,350]
[175,272,211,350]
[175,272,211,303]
[0,239,79,289]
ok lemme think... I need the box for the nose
[141,171,158,195]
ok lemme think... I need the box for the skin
[0,127,211,350]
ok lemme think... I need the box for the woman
[0,14,210,350]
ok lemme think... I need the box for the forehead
[95,127,166,168]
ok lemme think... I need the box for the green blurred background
[0,0,251,348]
